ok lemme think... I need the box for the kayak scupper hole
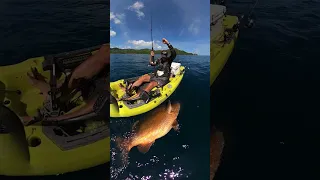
[3,100,10,105]
[28,136,41,147]
[119,105,123,108]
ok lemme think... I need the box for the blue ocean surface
[212,0,320,179]
[0,0,108,65]
[110,54,210,179]
[0,0,109,179]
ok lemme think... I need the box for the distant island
[110,47,198,55]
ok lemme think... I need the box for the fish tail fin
[116,137,131,166]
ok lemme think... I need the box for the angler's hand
[150,50,155,56]
[68,44,109,88]
[162,38,169,44]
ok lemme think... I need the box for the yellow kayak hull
[0,47,110,176]
[110,66,185,117]
[210,15,239,85]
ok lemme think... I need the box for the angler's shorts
[149,73,169,87]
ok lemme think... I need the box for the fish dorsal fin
[167,100,172,114]
[137,141,154,154]
[132,120,140,131]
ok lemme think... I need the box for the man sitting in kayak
[122,38,176,101]
[22,44,109,125]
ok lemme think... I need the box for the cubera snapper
[116,100,181,163]
[210,126,225,179]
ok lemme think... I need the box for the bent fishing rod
[151,13,154,51]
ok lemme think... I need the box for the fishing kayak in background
[0,45,110,176]
[210,4,239,86]
[110,63,185,118]
[210,0,257,86]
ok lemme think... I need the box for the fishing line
[248,0,259,16]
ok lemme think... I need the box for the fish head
[166,100,181,118]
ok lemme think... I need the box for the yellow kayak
[110,65,185,118]
[210,13,239,85]
[0,45,110,176]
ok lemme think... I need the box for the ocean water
[0,0,109,65]
[110,54,210,179]
[211,0,320,179]
[0,0,110,179]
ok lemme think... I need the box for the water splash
[182,144,189,149]
[158,167,189,180]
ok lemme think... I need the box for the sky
[110,0,210,55]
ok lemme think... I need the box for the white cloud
[128,1,145,19]
[188,19,201,35]
[113,45,133,49]
[110,12,125,24]
[127,40,162,49]
[110,30,116,37]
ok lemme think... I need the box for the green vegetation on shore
[110,48,197,55]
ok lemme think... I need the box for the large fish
[210,126,225,179]
[116,100,181,162]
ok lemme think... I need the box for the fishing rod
[151,14,154,51]
[248,0,259,16]
[150,13,156,67]
[239,0,259,28]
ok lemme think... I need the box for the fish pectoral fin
[137,141,154,154]
[172,119,179,132]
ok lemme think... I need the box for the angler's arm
[167,43,177,62]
